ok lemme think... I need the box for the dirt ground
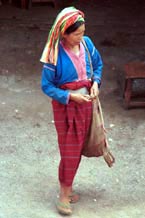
[0,1,145,218]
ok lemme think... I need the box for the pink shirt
[61,41,87,81]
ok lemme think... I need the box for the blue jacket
[41,36,103,105]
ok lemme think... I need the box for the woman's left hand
[90,82,99,99]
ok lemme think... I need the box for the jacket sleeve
[41,64,70,105]
[84,36,103,85]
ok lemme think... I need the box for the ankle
[59,195,69,203]
[60,184,72,197]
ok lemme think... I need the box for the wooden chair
[124,61,145,109]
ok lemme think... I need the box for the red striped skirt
[52,99,92,186]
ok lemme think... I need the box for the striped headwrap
[40,6,85,65]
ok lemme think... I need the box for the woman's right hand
[69,93,92,103]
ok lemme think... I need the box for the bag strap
[82,38,105,127]
[82,39,93,79]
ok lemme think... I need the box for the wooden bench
[124,61,145,109]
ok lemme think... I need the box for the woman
[40,6,103,215]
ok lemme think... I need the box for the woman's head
[40,6,85,64]
[62,21,85,47]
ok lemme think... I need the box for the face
[63,24,85,47]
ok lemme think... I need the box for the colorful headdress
[40,6,85,65]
